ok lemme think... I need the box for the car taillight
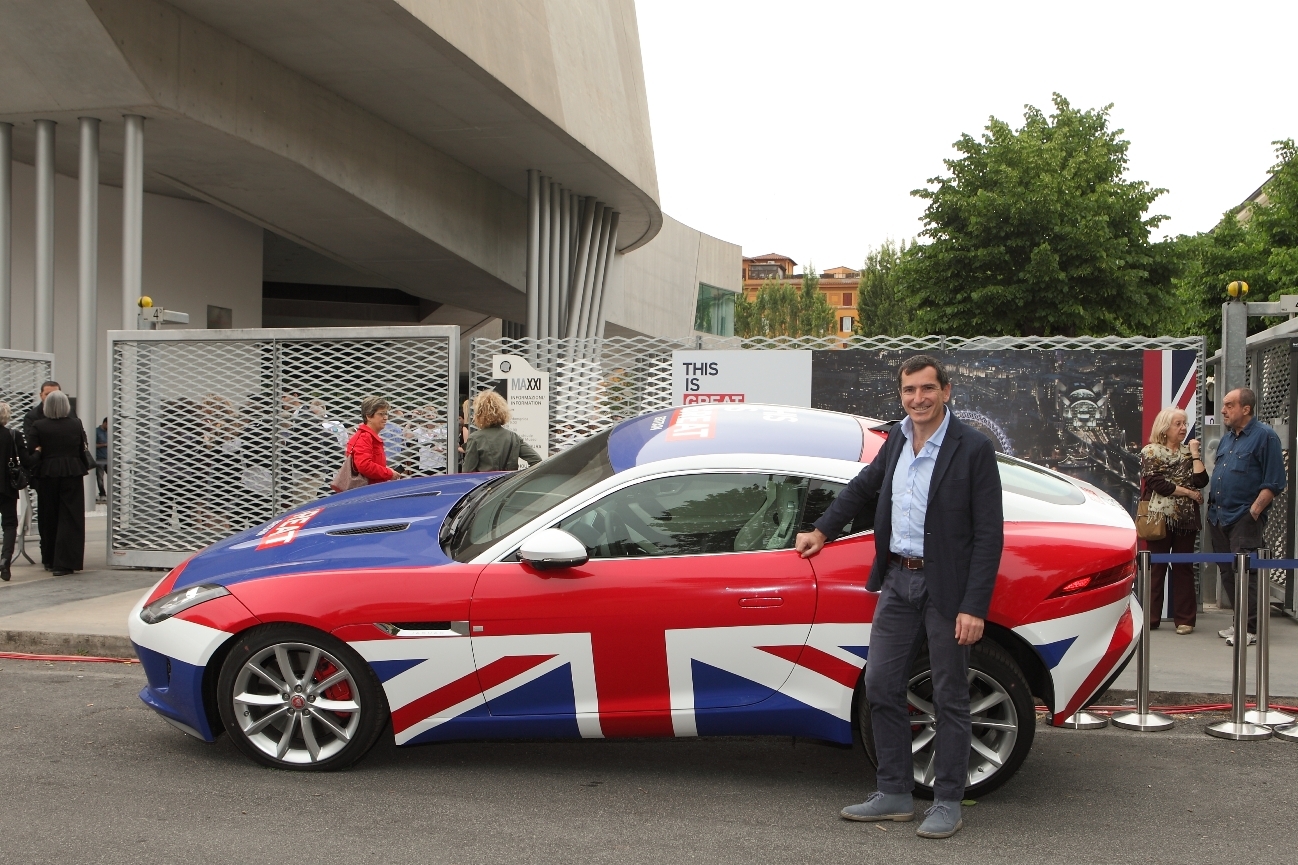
[1049,560,1136,598]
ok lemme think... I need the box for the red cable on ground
[0,651,138,664]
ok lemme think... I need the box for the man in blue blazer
[795,355,1003,839]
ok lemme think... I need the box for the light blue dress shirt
[890,408,951,558]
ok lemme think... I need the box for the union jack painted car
[129,403,1138,796]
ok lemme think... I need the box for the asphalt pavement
[0,658,1295,865]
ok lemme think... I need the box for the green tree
[735,270,834,338]
[904,94,1178,337]
[855,240,912,336]
[797,264,836,337]
[1174,139,1298,347]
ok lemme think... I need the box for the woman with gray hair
[29,390,89,576]
[0,402,30,580]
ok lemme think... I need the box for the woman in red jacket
[346,397,402,483]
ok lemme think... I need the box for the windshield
[446,430,615,562]
[996,455,1086,505]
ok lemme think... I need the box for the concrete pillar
[549,182,561,339]
[592,212,619,340]
[122,115,144,329]
[79,118,100,507]
[566,199,598,339]
[582,208,615,340]
[537,176,551,341]
[0,122,10,349]
[526,169,540,338]
[34,120,56,354]
[558,190,571,336]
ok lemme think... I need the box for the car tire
[858,638,1036,799]
[217,624,389,771]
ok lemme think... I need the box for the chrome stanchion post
[1245,549,1294,726]
[1207,551,1272,740]
[1113,550,1174,731]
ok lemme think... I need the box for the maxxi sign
[671,350,812,408]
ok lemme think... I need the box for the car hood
[171,473,503,590]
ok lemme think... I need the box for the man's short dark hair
[1237,387,1257,415]
[896,354,949,389]
[40,380,59,391]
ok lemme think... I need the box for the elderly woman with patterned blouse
[1139,407,1209,634]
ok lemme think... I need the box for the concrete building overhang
[0,0,662,321]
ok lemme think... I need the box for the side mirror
[519,528,589,570]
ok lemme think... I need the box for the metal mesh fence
[1254,342,1293,597]
[110,327,457,567]
[472,334,1206,456]
[0,351,56,561]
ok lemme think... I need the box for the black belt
[888,552,925,570]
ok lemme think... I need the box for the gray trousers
[865,562,971,802]
[1209,514,1265,634]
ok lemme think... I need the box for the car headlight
[140,584,230,624]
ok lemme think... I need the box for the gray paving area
[0,659,1294,865]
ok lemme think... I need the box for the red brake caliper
[314,659,353,722]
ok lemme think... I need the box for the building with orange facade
[739,254,859,337]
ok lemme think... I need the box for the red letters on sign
[681,394,745,405]
[257,507,325,550]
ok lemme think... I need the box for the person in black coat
[24,380,68,569]
[28,391,89,576]
[0,402,32,581]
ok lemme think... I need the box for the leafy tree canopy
[1173,139,1298,347]
[736,265,836,338]
[855,240,912,336]
[904,94,1178,337]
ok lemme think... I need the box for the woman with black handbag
[28,391,89,576]
[1139,407,1209,634]
[0,402,31,581]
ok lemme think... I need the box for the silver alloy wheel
[906,667,1020,789]
[232,641,363,765]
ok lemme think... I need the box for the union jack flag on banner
[1142,350,1198,445]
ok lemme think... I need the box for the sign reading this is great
[670,350,812,408]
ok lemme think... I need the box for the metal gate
[109,327,458,568]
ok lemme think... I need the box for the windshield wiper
[440,475,508,554]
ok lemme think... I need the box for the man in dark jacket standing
[795,355,1003,839]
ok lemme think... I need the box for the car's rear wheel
[858,638,1035,799]
[217,624,388,771]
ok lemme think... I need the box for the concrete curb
[0,630,136,659]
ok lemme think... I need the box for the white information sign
[492,354,549,459]
[671,350,813,408]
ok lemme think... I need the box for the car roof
[607,404,888,472]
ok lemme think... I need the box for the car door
[468,472,818,738]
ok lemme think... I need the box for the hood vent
[327,522,410,536]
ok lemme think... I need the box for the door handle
[739,597,783,608]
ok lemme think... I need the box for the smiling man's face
[899,365,950,427]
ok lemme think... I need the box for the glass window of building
[839,315,855,332]
[694,283,736,336]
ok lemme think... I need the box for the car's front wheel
[217,624,388,770]
[858,638,1035,798]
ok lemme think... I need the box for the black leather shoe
[0,566,9,582]
[43,564,52,571]
[52,569,72,576]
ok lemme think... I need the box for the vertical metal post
[566,199,597,339]
[548,182,561,340]
[1207,551,1272,739]
[525,169,540,339]
[79,117,100,509]
[1221,301,1248,401]
[1113,550,1174,731]
[34,119,56,354]
[591,212,619,340]
[0,122,11,349]
[558,191,571,336]
[537,176,550,341]
[444,329,458,476]
[1245,550,1294,725]
[122,115,145,330]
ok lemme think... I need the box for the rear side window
[800,478,872,537]
[559,473,814,559]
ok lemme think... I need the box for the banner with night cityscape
[810,349,1198,517]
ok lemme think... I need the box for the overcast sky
[635,0,1298,272]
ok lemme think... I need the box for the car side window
[558,473,812,559]
[799,478,873,536]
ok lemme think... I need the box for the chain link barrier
[110,327,457,567]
